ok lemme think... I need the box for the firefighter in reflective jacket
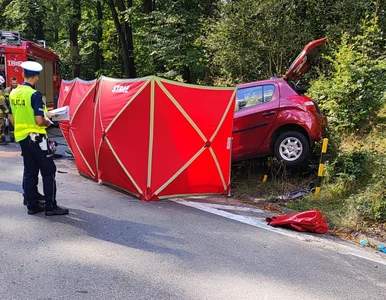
[0,90,9,145]
[3,77,19,142]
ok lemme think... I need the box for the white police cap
[21,61,43,75]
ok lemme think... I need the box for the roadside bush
[308,16,386,132]
[351,189,386,221]
[303,15,386,226]
[323,147,386,222]
[349,149,386,221]
[326,150,372,185]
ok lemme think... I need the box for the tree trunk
[95,0,104,72]
[53,3,59,42]
[182,66,191,83]
[107,0,130,77]
[69,0,81,77]
[36,20,45,41]
[125,0,136,78]
[114,0,136,78]
[29,4,45,41]
[204,0,219,17]
[143,0,153,13]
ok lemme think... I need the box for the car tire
[273,131,309,166]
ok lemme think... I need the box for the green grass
[232,126,385,236]
[232,158,316,200]
[232,104,386,237]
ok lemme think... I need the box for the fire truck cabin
[0,30,61,109]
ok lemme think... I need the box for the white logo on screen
[112,85,129,93]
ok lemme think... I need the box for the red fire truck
[0,30,61,108]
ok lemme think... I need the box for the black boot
[0,135,7,145]
[45,205,69,216]
[23,193,45,206]
[27,205,45,215]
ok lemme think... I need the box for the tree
[106,0,136,78]
[142,0,153,13]
[70,0,82,77]
[136,0,215,83]
[308,16,386,131]
[204,0,386,86]
[2,0,49,41]
[95,0,104,72]
[1,0,384,84]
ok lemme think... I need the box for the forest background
[1,0,385,237]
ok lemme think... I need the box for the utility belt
[29,133,57,156]
[29,133,45,143]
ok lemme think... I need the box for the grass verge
[232,131,385,244]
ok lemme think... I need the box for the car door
[232,83,280,160]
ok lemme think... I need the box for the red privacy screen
[59,76,236,201]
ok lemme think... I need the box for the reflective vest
[9,85,47,142]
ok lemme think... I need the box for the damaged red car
[232,38,328,166]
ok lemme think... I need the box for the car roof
[237,78,286,89]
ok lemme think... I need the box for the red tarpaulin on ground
[59,76,236,201]
[266,210,329,234]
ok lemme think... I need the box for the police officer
[4,78,44,203]
[8,61,69,215]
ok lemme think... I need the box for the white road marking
[199,203,265,213]
[172,199,386,266]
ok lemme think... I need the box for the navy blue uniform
[10,83,57,209]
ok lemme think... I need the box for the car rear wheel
[273,131,309,166]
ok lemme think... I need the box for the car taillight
[288,95,317,112]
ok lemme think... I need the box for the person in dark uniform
[3,78,44,202]
[22,174,45,205]
[8,61,69,216]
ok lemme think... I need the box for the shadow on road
[0,180,23,194]
[38,208,192,258]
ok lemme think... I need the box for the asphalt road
[1,128,386,300]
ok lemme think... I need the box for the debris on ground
[272,182,316,202]
[360,239,369,246]
[377,245,386,253]
[63,148,74,159]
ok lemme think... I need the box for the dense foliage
[308,17,386,131]
[1,0,384,82]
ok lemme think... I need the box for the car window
[236,84,275,110]
[263,85,274,102]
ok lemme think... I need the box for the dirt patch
[0,150,21,158]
